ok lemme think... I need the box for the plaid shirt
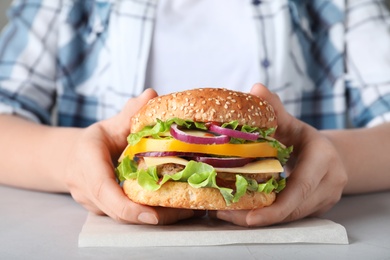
[0,0,390,129]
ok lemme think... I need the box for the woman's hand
[214,83,348,227]
[64,89,195,225]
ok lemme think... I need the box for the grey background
[1,1,390,32]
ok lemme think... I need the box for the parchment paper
[78,213,348,247]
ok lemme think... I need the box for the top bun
[131,88,277,133]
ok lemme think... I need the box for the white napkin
[78,213,348,247]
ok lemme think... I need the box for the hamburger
[116,88,292,210]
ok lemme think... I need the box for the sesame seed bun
[130,88,277,133]
[123,178,276,210]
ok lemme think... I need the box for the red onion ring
[135,151,205,157]
[193,156,255,168]
[170,124,230,144]
[209,124,259,141]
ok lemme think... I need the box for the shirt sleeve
[0,1,60,124]
[345,1,390,128]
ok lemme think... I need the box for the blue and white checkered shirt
[1,0,390,129]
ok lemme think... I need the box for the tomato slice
[123,138,277,159]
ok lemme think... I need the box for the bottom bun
[123,179,276,210]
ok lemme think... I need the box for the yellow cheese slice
[143,156,283,174]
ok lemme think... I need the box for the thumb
[115,88,158,133]
[120,88,158,120]
[249,83,299,141]
[101,88,158,154]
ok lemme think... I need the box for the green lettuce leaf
[268,140,294,165]
[116,157,286,206]
[115,156,137,182]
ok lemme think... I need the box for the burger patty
[157,163,185,176]
[138,158,279,183]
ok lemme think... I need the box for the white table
[1,184,389,259]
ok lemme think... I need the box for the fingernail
[138,212,158,225]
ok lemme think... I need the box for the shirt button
[261,59,271,68]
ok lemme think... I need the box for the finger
[283,150,346,221]
[244,141,332,226]
[101,88,159,157]
[119,88,158,121]
[249,83,303,144]
[91,179,196,224]
[81,143,156,224]
[70,190,104,215]
[249,83,294,128]
[87,150,196,225]
[281,170,344,223]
